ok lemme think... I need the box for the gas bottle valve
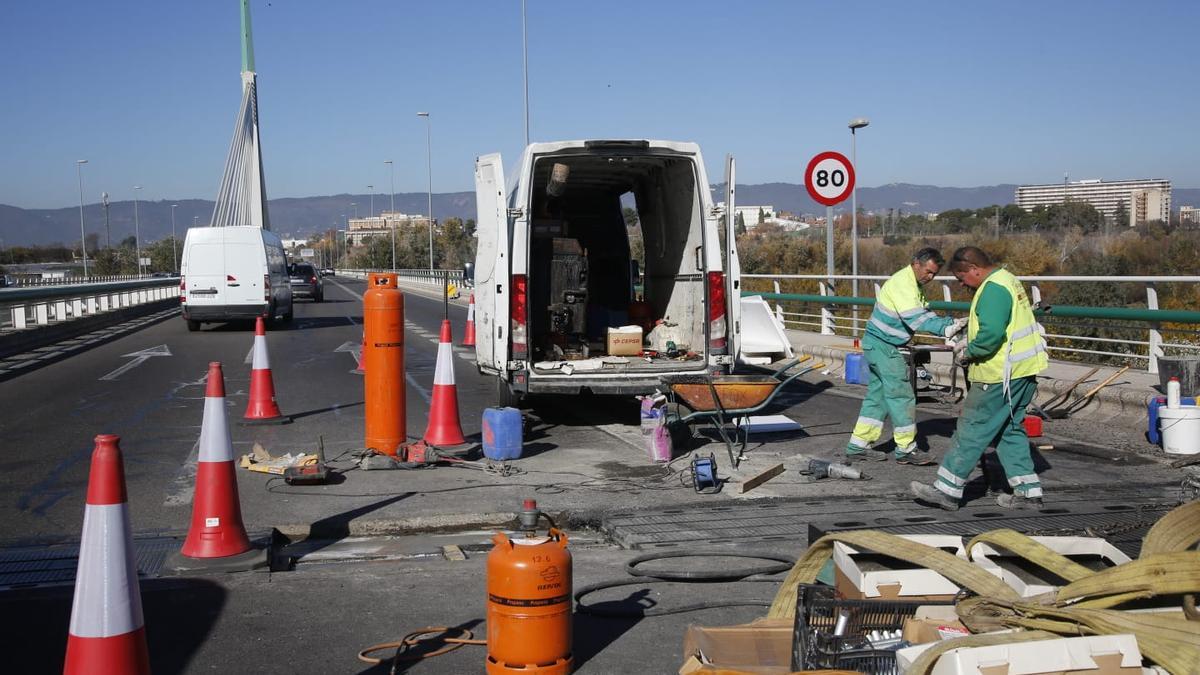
[519,498,541,533]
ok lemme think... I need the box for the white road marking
[406,372,432,404]
[164,439,200,506]
[334,340,363,369]
[99,344,172,381]
[244,345,254,364]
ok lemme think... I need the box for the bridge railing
[0,279,180,331]
[4,273,162,288]
[335,268,466,289]
[741,273,1200,375]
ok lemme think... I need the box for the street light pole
[385,160,396,271]
[133,185,143,277]
[76,159,89,277]
[418,112,433,270]
[170,204,179,273]
[368,185,374,218]
[102,192,111,250]
[848,117,869,335]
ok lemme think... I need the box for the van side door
[474,153,510,375]
[723,154,742,366]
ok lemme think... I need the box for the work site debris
[239,442,315,475]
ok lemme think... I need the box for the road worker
[845,248,967,464]
[910,246,1049,510]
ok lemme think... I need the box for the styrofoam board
[833,535,967,598]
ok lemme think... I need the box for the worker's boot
[996,491,1044,510]
[909,481,960,511]
[845,449,889,463]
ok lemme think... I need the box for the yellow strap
[965,529,1094,582]
[1057,551,1200,605]
[1142,499,1200,556]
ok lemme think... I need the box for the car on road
[288,262,324,302]
[320,267,334,277]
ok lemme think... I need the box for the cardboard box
[607,325,643,356]
[969,536,1132,598]
[833,535,967,601]
[678,618,794,674]
[896,633,1148,675]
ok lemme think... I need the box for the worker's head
[947,246,994,289]
[910,248,944,285]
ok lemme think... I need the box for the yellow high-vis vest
[967,268,1048,384]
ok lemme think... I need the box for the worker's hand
[952,338,969,359]
[944,317,969,338]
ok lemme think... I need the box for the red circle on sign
[804,151,855,206]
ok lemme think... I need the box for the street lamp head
[848,117,870,130]
[77,159,88,165]
[133,185,142,191]
[417,112,429,117]
[384,160,393,165]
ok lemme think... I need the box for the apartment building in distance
[1180,206,1199,227]
[346,212,431,246]
[1015,178,1171,226]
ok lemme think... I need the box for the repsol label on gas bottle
[488,593,569,607]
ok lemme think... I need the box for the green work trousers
[933,376,1042,500]
[847,335,918,457]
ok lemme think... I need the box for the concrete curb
[791,343,1156,421]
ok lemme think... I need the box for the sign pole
[804,150,855,338]
[826,205,835,286]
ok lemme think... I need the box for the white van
[179,226,293,331]
[473,140,742,405]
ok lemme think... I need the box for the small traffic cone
[243,316,288,424]
[461,293,477,347]
[182,362,252,559]
[423,319,467,446]
[64,434,151,675]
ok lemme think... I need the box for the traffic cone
[462,293,477,347]
[424,319,467,446]
[64,434,151,675]
[243,316,288,424]
[182,362,252,559]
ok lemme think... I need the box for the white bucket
[1160,404,1200,455]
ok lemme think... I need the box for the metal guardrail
[0,279,179,331]
[336,268,466,288]
[4,274,160,288]
[742,273,1200,374]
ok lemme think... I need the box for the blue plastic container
[482,407,523,460]
[845,353,870,385]
[1148,396,1196,445]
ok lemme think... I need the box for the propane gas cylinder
[364,272,405,455]
[486,500,572,674]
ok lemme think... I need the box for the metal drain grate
[0,537,181,590]
[601,486,1180,551]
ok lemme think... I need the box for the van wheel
[496,377,524,409]
[186,319,201,332]
[282,308,294,322]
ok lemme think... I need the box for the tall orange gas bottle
[486,500,573,675]
[364,272,405,456]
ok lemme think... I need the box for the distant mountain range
[3,184,1198,247]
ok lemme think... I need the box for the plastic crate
[790,584,954,674]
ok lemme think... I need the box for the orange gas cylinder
[364,272,405,456]
[486,500,573,675]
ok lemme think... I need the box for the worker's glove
[944,317,969,338]
[952,338,969,361]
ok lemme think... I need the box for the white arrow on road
[99,344,173,381]
[335,340,363,371]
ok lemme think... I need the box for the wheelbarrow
[661,355,825,470]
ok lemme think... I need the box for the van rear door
[223,233,266,306]
[474,153,510,375]
[184,231,226,309]
[723,154,742,364]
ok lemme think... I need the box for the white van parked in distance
[473,139,742,406]
[179,226,293,331]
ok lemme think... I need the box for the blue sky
[3,1,1197,209]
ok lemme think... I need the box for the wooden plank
[441,545,467,561]
[739,462,785,494]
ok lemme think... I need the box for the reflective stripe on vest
[966,268,1048,384]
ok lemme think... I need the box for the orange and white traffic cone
[461,293,477,347]
[64,434,151,675]
[243,316,288,424]
[182,362,252,559]
[423,319,467,446]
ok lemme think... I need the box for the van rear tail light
[511,274,528,359]
[264,274,270,301]
[179,277,187,303]
[707,271,728,353]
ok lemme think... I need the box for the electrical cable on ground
[356,626,485,674]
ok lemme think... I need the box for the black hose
[575,549,797,618]
[624,550,795,581]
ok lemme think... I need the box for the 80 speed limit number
[804,151,856,206]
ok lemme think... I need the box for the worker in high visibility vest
[911,246,1049,511]
[845,248,967,464]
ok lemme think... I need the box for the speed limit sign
[804,151,855,206]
